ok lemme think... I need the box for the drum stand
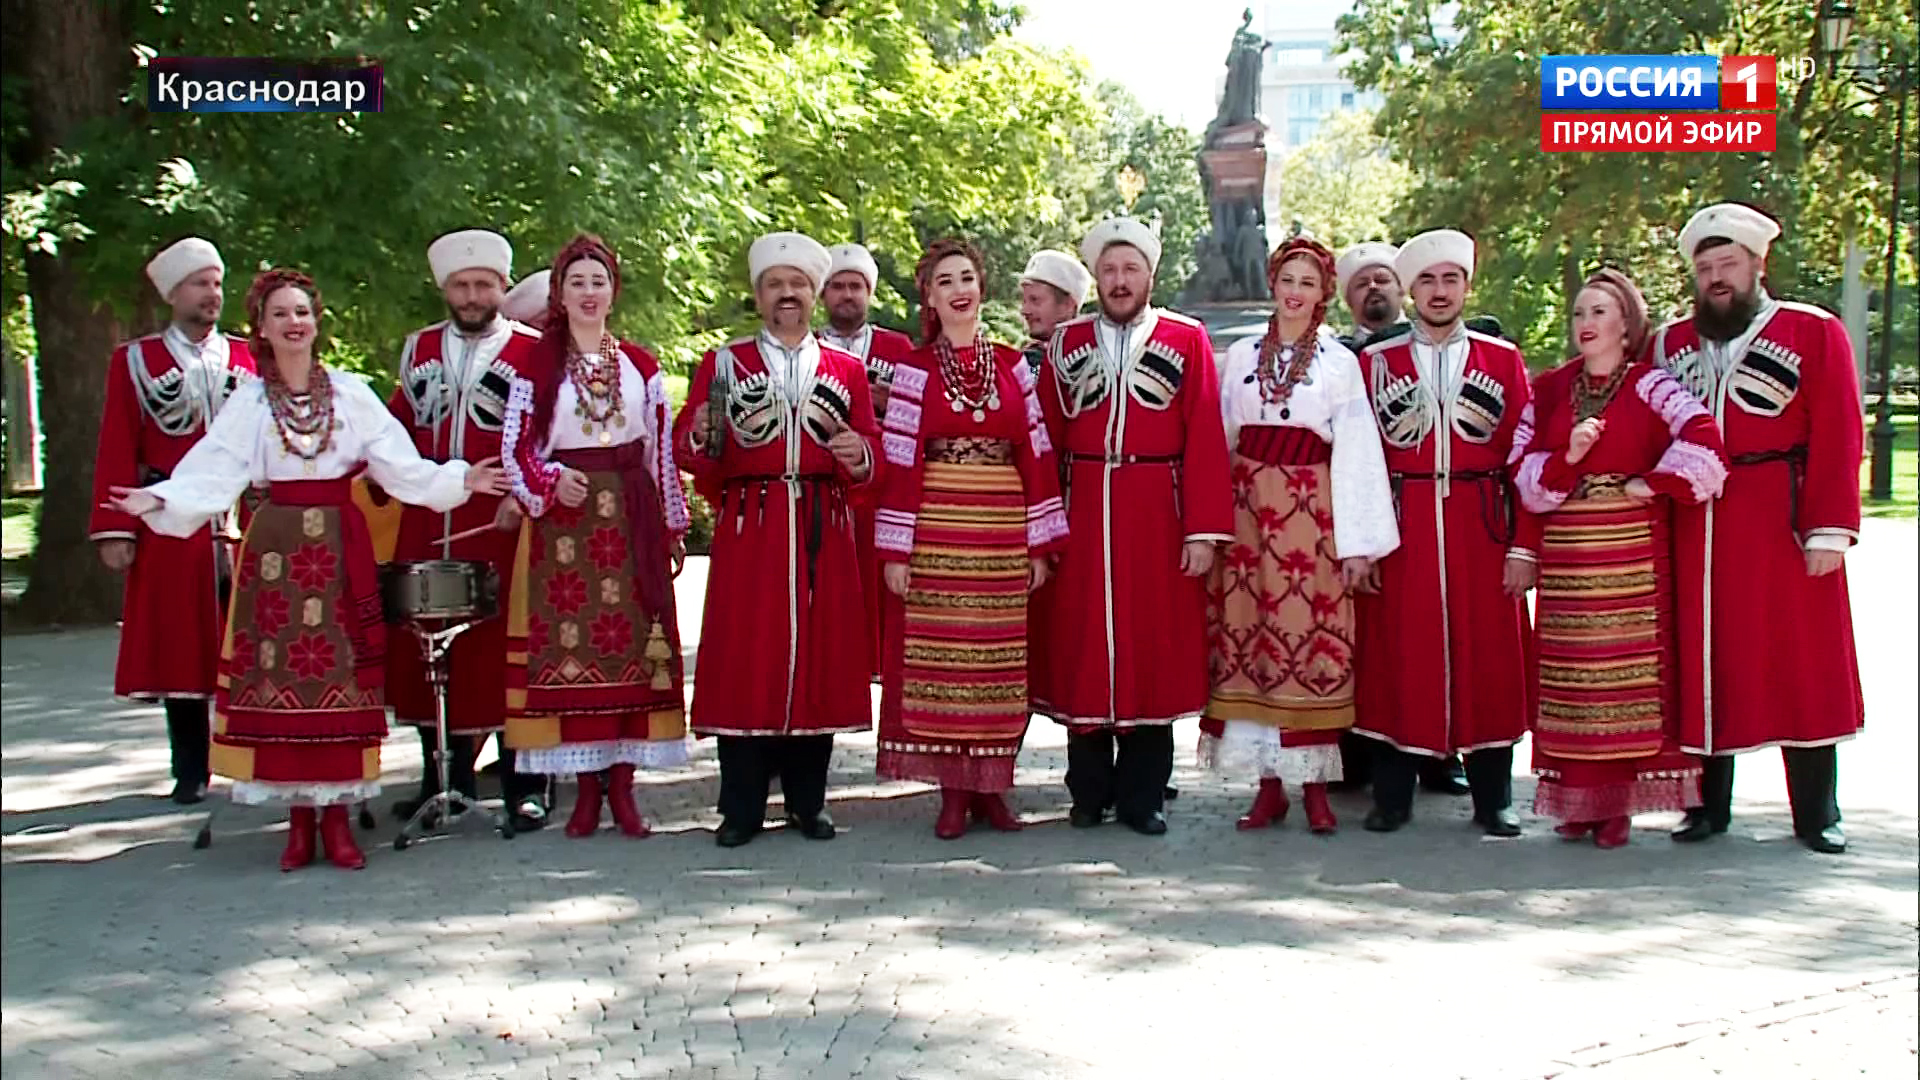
[392,617,515,850]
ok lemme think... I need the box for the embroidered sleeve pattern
[648,368,691,534]
[1008,356,1067,553]
[1508,400,1536,467]
[1635,368,1728,504]
[503,375,561,518]
[1014,356,1054,460]
[881,364,926,468]
[1514,449,1572,514]
[1512,382,1576,515]
[874,362,927,558]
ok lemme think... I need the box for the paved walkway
[3,521,1915,1079]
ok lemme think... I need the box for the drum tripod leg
[192,799,222,850]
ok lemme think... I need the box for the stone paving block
[3,526,1916,1080]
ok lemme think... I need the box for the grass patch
[1861,413,1917,520]
[2,495,37,560]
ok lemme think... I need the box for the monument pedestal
[1184,301,1273,352]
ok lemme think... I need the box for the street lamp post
[1821,0,1912,501]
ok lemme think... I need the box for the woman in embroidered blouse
[1197,237,1399,835]
[102,268,504,872]
[1513,267,1728,848]
[499,234,692,841]
[875,238,1069,840]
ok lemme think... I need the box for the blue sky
[1011,0,1361,131]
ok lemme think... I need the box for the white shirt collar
[758,328,820,394]
[164,323,229,369]
[820,322,872,356]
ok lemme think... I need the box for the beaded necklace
[263,357,338,475]
[934,330,998,423]
[567,332,626,445]
[1254,329,1317,420]
[1572,359,1633,422]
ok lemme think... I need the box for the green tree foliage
[0,0,1212,620]
[1276,108,1415,251]
[1336,0,1916,367]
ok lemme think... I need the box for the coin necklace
[568,333,626,446]
[935,330,997,423]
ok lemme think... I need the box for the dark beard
[1361,293,1395,323]
[1693,286,1762,343]
[450,306,498,334]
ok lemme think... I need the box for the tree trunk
[4,340,43,492]
[1561,239,1585,358]
[11,0,137,626]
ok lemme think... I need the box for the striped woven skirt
[212,478,389,806]
[877,449,1031,793]
[1530,479,1700,822]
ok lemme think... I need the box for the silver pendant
[299,432,314,450]
[950,398,963,413]
[971,408,985,423]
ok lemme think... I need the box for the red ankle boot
[605,764,651,838]
[565,771,604,838]
[970,792,1024,832]
[1236,778,1289,830]
[1594,816,1632,848]
[318,804,366,869]
[1302,783,1337,834]
[935,788,970,839]
[280,806,317,872]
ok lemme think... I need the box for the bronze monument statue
[1187,9,1273,304]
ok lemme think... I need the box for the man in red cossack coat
[1030,217,1235,835]
[818,241,915,678]
[1657,202,1865,855]
[1017,249,1091,378]
[1350,228,1537,838]
[381,229,547,831]
[674,231,882,848]
[90,236,257,804]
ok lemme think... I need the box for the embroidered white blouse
[138,369,473,538]
[1218,327,1401,561]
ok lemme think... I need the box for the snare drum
[380,559,500,624]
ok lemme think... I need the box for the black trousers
[716,734,834,827]
[1699,748,1841,835]
[1067,726,1174,822]
[1340,734,1461,789]
[163,699,210,785]
[1372,742,1512,819]
[408,727,546,804]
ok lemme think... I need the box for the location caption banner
[1540,113,1777,153]
[149,57,384,113]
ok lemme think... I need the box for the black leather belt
[1388,468,1516,545]
[1731,444,1809,542]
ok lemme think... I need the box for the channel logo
[1540,55,1781,112]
